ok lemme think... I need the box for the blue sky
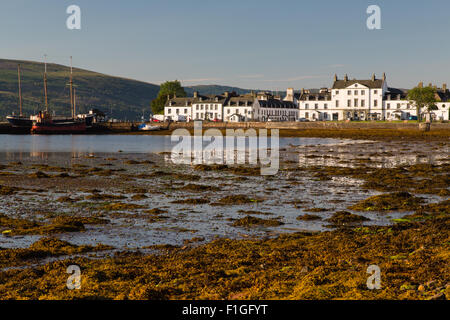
[1,0,449,90]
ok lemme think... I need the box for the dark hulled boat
[31,111,86,134]
[30,56,88,134]
[6,115,33,128]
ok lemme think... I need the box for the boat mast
[43,55,48,112]
[74,88,77,117]
[69,56,74,118]
[18,64,23,116]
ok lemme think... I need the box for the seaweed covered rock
[349,192,424,211]
[232,216,284,227]
[326,211,370,224]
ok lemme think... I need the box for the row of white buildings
[164,74,450,121]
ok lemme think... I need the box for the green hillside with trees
[0,59,160,120]
[0,58,257,120]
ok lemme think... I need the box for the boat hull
[6,116,32,128]
[31,122,87,134]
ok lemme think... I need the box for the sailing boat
[31,57,87,134]
[6,64,34,128]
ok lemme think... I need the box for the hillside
[0,58,259,120]
[0,59,160,120]
[185,85,256,96]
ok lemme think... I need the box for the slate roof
[384,88,408,100]
[332,79,384,89]
[299,92,332,101]
[165,94,227,107]
[258,99,297,109]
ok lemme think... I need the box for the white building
[164,96,195,121]
[223,94,257,122]
[298,74,450,121]
[165,91,298,122]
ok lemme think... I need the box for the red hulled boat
[31,111,86,134]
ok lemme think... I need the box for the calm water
[0,134,348,154]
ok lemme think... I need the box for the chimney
[287,88,294,95]
[193,91,198,98]
[382,72,386,81]
[334,74,338,82]
[344,74,348,81]
[371,73,376,81]
[224,91,230,98]
[301,88,305,94]
[428,83,433,87]
[443,83,447,91]
[418,82,423,88]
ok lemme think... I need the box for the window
[196,105,199,110]
[374,100,378,107]
[305,112,309,118]
[387,103,390,109]
[315,104,318,109]
[361,91,365,95]
[227,109,230,114]
[361,100,365,107]
[184,109,188,113]
[347,100,351,107]
[354,90,358,95]
[354,99,358,107]
[335,91,339,95]
[168,109,171,114]
[324,104,328,109]
[397,104,401,109]
[348,90,352,95]
[305,104,309,109]
[374,90,378,94]
[176,109,179,114]
[336,101,339,108]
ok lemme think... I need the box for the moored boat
[6,115,33,128]
[138,123,161,131]
[31,111,86,134]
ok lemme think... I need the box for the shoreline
[1,121,449,140]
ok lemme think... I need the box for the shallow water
[0,135,448,252]
[0,134,346,155]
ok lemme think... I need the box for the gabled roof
[299,92,331,101]
[165,94,227,107]
[165,97,195,107]
[332,79,384,89]
[258,99,297,109]
[384,88,408,101]
[226,96,254,107]
[436,90,450,102]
